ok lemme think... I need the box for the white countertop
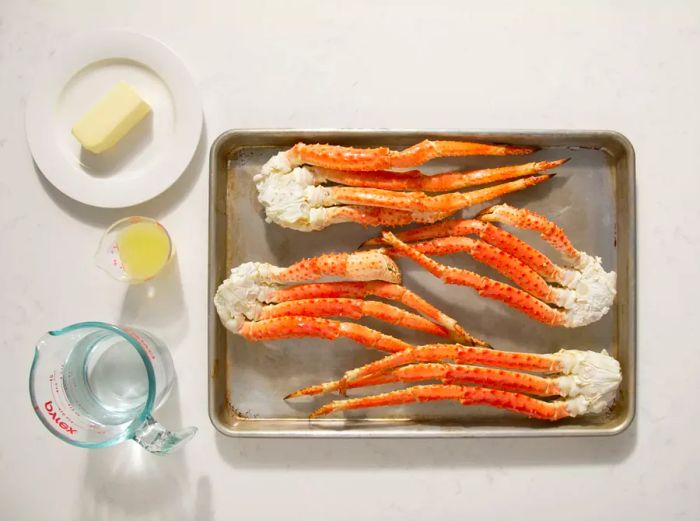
[2,1,698,519]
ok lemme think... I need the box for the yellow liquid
[116,221,171,281]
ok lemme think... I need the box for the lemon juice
[116,221,171,281]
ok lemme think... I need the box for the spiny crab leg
[257,298,450,338]
[310,384,575,421]
[361,205,616,327]
[477,206,617,323]
[239,316,410,353]
[312,347,621,419]
[314,345,622,418]
[215,251,483,351]
[312,159,567,192]
[324,206,457,228]
[256,141,559,231]
[362,218,564,283]
[215,251,400,333]
[289,140,537,172]
[338,345,622,410]
[270,281,486,346]
[382,231,566,325]
[286,362,563,399]
[383,227,616,328]
[377,236,572,307]
[477,204,580,261]
[371,205,616,326]
[268,250,401,284]
[328,175,553,213]
[342,343,561,385]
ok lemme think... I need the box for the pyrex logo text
[44,401,77,435]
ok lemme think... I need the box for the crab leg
[325,206,456,228]
[478,204,579,261]
[309,384,571,421]
[270,281,485,346]
[286,362,560,399]
[382,232,565,325]
[239,316,411,353]
[476,205,617,326]
[313,159,567,192]
[289,140,536,172]
[380,237,571,306]
[341,343,560,385]
[362,219,564,283]
[341,343,621,388]
[257,298,450,338]
[267,251,401,284]
[328,175,553,213]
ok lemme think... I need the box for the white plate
[26,31,202,208]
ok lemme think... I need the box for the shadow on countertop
[118,255,189,350]
[77,380,212,521]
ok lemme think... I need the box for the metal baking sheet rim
[208,129,636,439]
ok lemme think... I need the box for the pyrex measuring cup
[29,322,196,454]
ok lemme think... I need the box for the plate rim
[25,30,203,208]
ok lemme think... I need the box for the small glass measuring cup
[29,322,196,454]
[95,216,174,283]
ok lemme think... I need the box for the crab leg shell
[310,384,570,421]
[478,204,579,261]
[289,140,536,172]
[381,232,564,325]
[287,366,445,399]
[477,205,617,326]
[362,219,562,283]
[314,159,567,192]
[341,344,560,385]
[257,298,450,338]
[390,140,537,168]
[269,281,486,346]
[366,282,485,346]
[239,316,410,353]
[381,237,569,306]
[269,281,394,301]
[402,363,558,394]
[325,206,455,228]
[289,143,393,172]
[269,251,401,284]
[286,363,560,399]
[362,219,494,247]
[328,175,553,213]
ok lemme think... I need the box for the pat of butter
[71,81,151,154]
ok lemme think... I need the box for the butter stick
[72,81,151,154]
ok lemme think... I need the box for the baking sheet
[208,130,635,437]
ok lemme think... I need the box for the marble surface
[1,1,698,519]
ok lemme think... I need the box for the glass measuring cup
[95,216,174,283]
[29,322,196,454]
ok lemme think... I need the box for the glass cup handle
[132,416,197,455]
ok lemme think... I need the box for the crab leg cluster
[287,344,622,421]
[212,244,622,423]
[214,251,485,350]
[255,139,567,231]
[366,204,616,327]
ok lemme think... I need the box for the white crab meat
[552,349,622,415]
[214,262,277,332]
[254,152,331,231]
[561,254,617,327]
[214,251,401,332]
